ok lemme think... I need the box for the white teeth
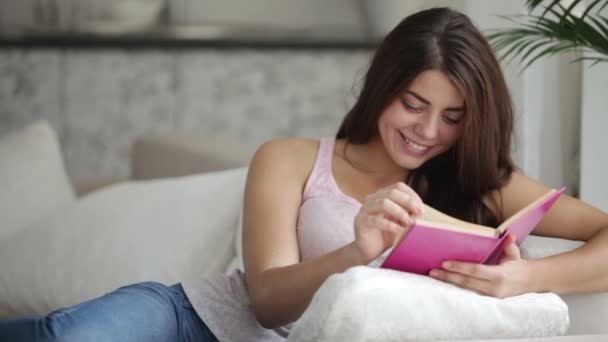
[404,136,429,151]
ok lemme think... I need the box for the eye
[442,114,463,125]
[400,98,423,113]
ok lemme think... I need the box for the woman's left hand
[428,234,534,298]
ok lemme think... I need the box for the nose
[414,113,440,140]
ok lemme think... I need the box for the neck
[342,137,409,186]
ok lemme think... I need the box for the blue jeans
[0,282,218,342]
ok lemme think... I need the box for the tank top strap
[302,138,337,200]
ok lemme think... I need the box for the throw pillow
[0,120,75,241]
[0,167,247,318]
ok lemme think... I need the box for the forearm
[249,242,365,329]
[529,227,608,294]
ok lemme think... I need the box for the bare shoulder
[250,138,320,181]
[243,138,321,283]
[254,138,319,160]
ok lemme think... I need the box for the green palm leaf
[488,0,608,70]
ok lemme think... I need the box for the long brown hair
[337,7,515,226]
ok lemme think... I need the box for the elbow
[250,288,284,329]
[252,298,278,329]
[254,310,277,330]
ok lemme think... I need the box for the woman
[2,7,608,342]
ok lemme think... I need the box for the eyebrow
[404,90,465,112]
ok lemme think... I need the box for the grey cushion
[131,133,256,179]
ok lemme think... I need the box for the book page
[496,189,557,235]
[414,218,499,237]
[419,205,497,233]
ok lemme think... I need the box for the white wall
[520,53,582,193]
[580,5,608,211]
[466,0,582,196]
[580,60,608,211]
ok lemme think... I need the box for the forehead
[404,70,464,105]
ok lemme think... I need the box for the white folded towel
[288,266,569,342]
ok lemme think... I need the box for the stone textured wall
[0,48,372,178]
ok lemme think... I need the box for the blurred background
[0,0,606,210]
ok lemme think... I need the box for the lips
[398,131,432,157]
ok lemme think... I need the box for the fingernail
[430,270,439,277]
[442,262,451,269]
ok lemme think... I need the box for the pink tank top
[297,138,362,261]
[297,137,391,267]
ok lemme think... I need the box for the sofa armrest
[71,177,126,197]
[131,133,256,180]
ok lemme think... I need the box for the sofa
[1,120,607,341]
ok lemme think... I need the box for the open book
[380,187,566,275]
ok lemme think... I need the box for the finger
[368,197,413,226]
[383,187,423,217]
[501,233,521,261]
[429,269,492,295]
[441,261,496,281]
[368,215,405,235]
[394,182,424,213]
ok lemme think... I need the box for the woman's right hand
[353,182,424,264]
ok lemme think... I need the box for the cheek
[440,126,464,145]
[378,110,405,133]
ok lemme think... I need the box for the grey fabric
[131,133,256,179]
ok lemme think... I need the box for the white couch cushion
[224,208,245,274]
[521,235,608,335]
[289,266,569,342]
[290,235,608,341]
[0,120,75,241]
[0,167,247,318]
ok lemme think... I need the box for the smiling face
[377,69,466,170]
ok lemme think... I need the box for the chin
[397,157,427,170]
[391,142,433,169]
[388,149,425,169]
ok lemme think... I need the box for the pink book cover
[380,187,565,275]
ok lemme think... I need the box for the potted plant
[487,0,608,211]
[487,0,608,68]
